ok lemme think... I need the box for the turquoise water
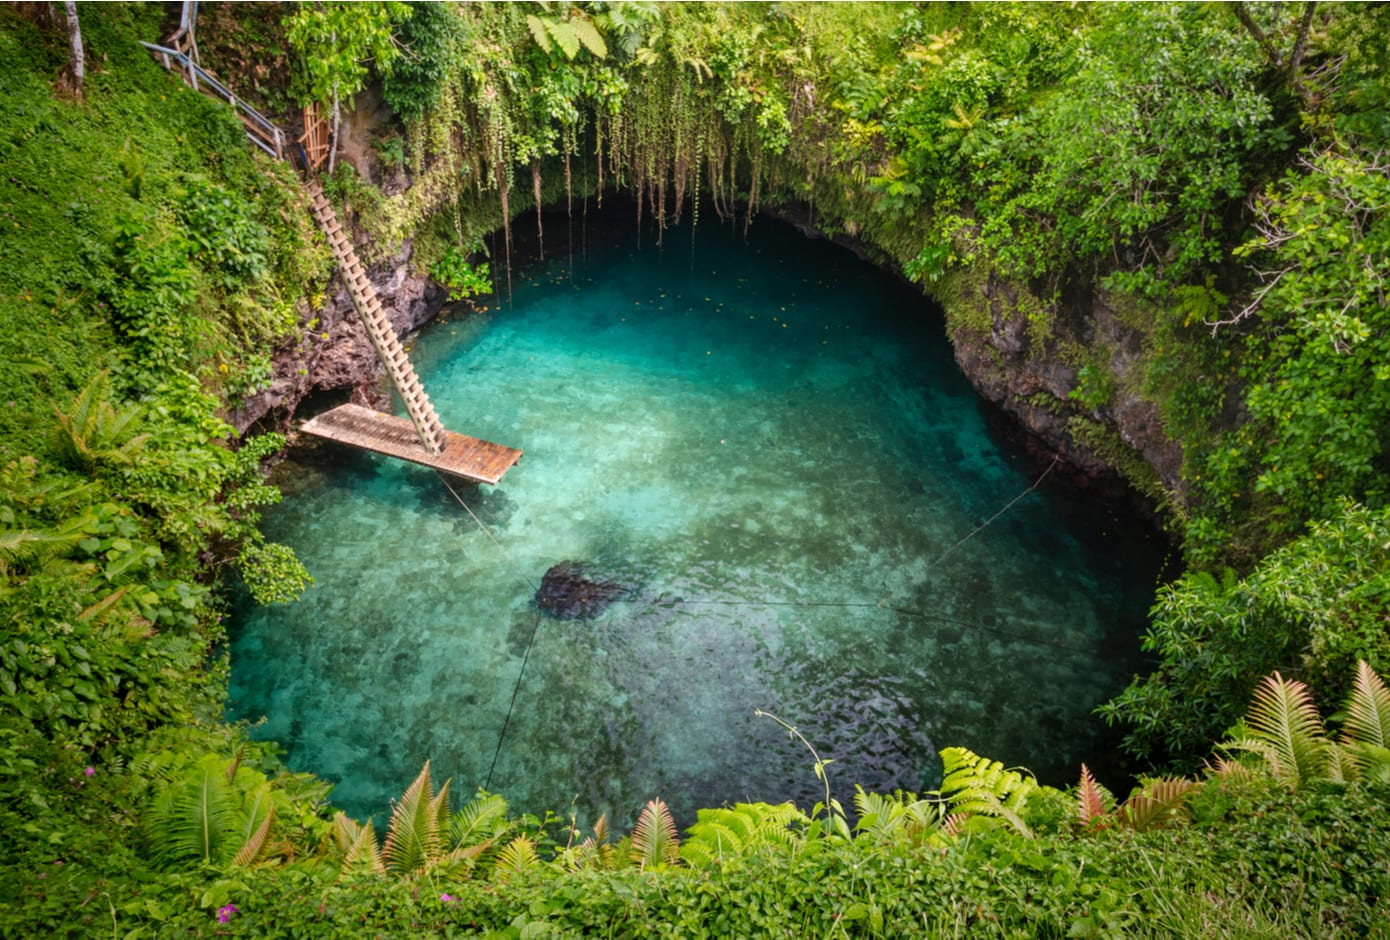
[228,212,1165,827]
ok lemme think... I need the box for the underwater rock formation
[535,562,624,620]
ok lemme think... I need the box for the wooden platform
[300,403,522,485]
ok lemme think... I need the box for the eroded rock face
[945,268,1186,499]
[229,240,446,434]
[764,201,1186,507]
[534,562,624,620]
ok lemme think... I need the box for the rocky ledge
[229,239,446,434]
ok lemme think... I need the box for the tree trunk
[62,0,84,98]
[327,27,339,175]
[532,161,544,260]
[328,84,340,175]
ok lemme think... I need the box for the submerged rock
[535,561,624,620]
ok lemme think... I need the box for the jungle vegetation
[1,1,1388,934]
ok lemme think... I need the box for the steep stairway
[305,180,446,454]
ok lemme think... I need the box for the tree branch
[1233,3,1284,69]
[1287,2,1320,78]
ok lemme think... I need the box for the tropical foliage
[4,1,1390,935]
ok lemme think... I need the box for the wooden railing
[141,7,451,457]
[299,103,331,172]
[137,40,285,160]
[164,0,199,61]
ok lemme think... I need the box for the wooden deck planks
[299,403,522,485]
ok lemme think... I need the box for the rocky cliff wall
[940,268,1184,503]
[229,238,446,434]
[240,192,1185,522]
[766,202,1185,514]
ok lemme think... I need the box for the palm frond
[631,797,680,870]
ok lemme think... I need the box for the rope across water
[438,456,1075,790]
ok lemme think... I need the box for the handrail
[138,40,284,159]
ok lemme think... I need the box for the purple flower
[216,903,238,924]
[84,767,95,778]
[440,893,456,903]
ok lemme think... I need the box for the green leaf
[525,14,551,54]
[568,16,607,58]
[543,18,581,60]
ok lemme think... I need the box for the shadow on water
[230,201,1171,829]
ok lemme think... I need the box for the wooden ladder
[305,179,446,454]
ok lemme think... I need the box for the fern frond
[543,18,580,59]
[333,812,363,854]
[940,813,968,838]
[525,14,551,53]
[430,778,452,839]
[1207,754,1256,783]
[335,813,385,878]
[231,798,275,867]
[631,797,680,870]
[684,819,743,865]
[0,527,87,570]
[569,15,607,58]
[493,835,539,876]
[1233,672,1331,785]
[145,755,240,868]
[1326,743,1357,783]
[1119,777,1195,832]
[1342,660,1390,752]
[852,788,940,843]
[938,747,1036,837]
[566,815,620,871]
[76,584,130,625]
[853,786,896,836]
[383,761,443,875]
[452,792,510,847]
[52,372,149,471]
[1076,764,1113,827]
[682,801,807,865]
[1350,744,1390,785]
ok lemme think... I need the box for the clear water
[228,210,1166,828]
